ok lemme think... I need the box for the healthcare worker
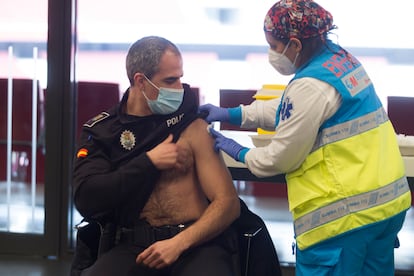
[199,0,412,275]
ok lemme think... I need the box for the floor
[0,255,294,276]
[0,181,413,275]
[0,255,71,276]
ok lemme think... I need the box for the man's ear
[133,73,145,87]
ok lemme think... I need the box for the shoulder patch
[84,112,110,128]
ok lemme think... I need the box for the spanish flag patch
[77,148,88,158]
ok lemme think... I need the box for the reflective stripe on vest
[294,176,409,236]
[312,108,388,152]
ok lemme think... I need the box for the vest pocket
[287,150,327,211]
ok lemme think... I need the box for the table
[221,130,414,185]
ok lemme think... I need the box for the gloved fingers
[206,123,215,134]
[198,110,209,120]
[209,128,224,139]
[198,103,228,123]
[217,136,236,146]
[198,103,212,113]
[213,142,221,152]
[209,127,217,137]
[198,104,216,123]
[215,137,225,148]
[198,104,211,120]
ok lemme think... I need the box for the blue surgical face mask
[142,76,184,115]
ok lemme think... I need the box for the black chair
[235,198,283,276]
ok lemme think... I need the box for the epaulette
[83,112,110,128]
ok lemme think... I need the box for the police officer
[73,36,241,276]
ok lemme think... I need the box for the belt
[120,220,194,247]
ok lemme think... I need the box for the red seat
[190,86,200,107]
[387,96,414,136]
[76,81,120,141]
[219,89,256,132]
[0,78,45,183]
[387,96,414,205]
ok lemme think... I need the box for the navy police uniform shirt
[72,83,199,226]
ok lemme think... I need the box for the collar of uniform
[118,88,173,125]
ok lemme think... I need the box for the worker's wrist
[228,106,242,126]
[237,148,249,163]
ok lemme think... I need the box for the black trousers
[81,222,239,276]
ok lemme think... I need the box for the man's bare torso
[140,124,209,226]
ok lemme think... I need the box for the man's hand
[146,134,188,170]
[198,104,229,123]
[209,128,246,161]
[136,238,183,269]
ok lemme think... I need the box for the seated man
[72,36,240,276]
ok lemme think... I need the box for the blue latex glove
[198,104,229,124]
[209,128,247,162]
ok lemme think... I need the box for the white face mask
[268,43,299,76]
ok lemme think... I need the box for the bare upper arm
[182,119,237,201]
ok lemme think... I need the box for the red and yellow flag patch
[77,148,88,158]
